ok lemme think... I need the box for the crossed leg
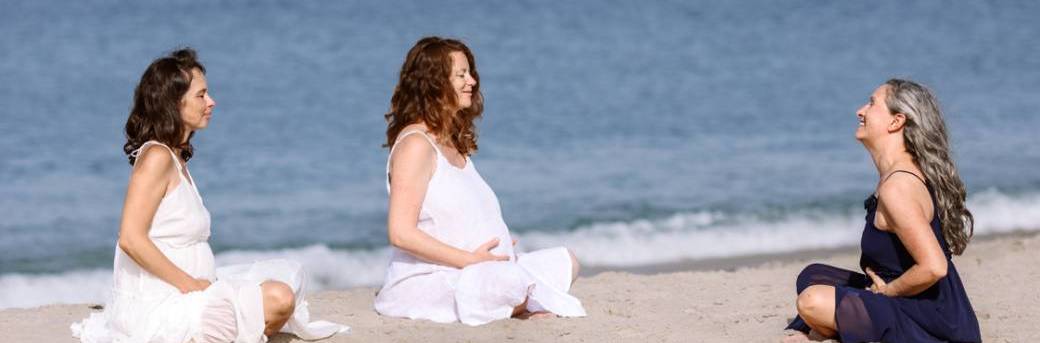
[796,285,838,338]
[512,248,581,319]
[261,281,296,337]
[787,263,871,340]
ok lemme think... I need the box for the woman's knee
[261,281,296,315]
[796,285,832,318]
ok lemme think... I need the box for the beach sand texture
[2,232,1036,342]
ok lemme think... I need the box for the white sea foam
[519,188,1040,266]
[518,210,864,267]
[214,244,389,291]
[0,269,112,309]
[0,246,390,310]
[3,189,1038,309]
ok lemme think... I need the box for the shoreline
[583,229,1039,276]
[2,230,1037,342]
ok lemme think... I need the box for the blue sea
[2,1,1039,309]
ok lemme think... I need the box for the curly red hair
[384,37,484,155]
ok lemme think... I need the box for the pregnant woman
[71,48,347,342]
[373,37,586,326]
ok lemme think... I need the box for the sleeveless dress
[71,141,348,343]
[786,172,981,342]
[373,131,586,326]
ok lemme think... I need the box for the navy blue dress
[786,181,981,342]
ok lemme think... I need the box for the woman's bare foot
[511,297,556,319]
[514,310,555,320]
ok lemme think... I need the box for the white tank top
[382,131,516,282]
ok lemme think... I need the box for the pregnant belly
[156,241,217,280]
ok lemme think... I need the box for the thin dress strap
[877,169,929,200]
[392,130,440,154]
[877,169,935,219]
[130,141,198,190]
[386,130,441,188]
[882,169,927,186]
[131,141,183,171]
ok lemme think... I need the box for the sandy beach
[2,231,1036,342]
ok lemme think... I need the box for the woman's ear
[888,112,908,132]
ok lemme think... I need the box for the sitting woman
[373,36,586,326]
[784,79,981,342]
[71,48,347,342]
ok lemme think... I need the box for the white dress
[71,141,348,343]
[373,131,586,326]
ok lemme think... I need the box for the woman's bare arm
[116,145,210,293]
[872,173,948,297]
[386,134,508,269]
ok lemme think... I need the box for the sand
[2,231,1037,342]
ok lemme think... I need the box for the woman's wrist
[881,280,898,296]
[176,280,192,293]
[460,252,479,268]
[174,275,198,293]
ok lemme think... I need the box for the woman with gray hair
[783,79,981,342]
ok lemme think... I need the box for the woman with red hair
[374,37,586,325]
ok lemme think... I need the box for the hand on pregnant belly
[178,278,212,294]
[468,238,510,266]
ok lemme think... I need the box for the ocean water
[2,1,1039,309]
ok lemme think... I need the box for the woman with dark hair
[71,48,347,342]
[374,37,586,325]
[783,79,981,342]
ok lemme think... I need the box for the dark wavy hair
[384,37,484,155]
[884,78,974,255]
[123,48,206,165]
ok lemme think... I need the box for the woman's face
[449,51,477,110]
[180,68,215,132]
[855,85,895,142]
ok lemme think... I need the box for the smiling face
[180,68,215,133]
[855,85,897,143]
[449,51,477,110]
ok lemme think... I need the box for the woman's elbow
[387,228,409,250]
[117,235,133,254]
[388,236,405,250]
[926,260,948,281]
[117,234,144,256]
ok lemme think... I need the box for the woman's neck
[870,147,916,180]
[171,130,190,159]
[865,137,916,180]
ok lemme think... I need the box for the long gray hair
[884,78,974,255]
